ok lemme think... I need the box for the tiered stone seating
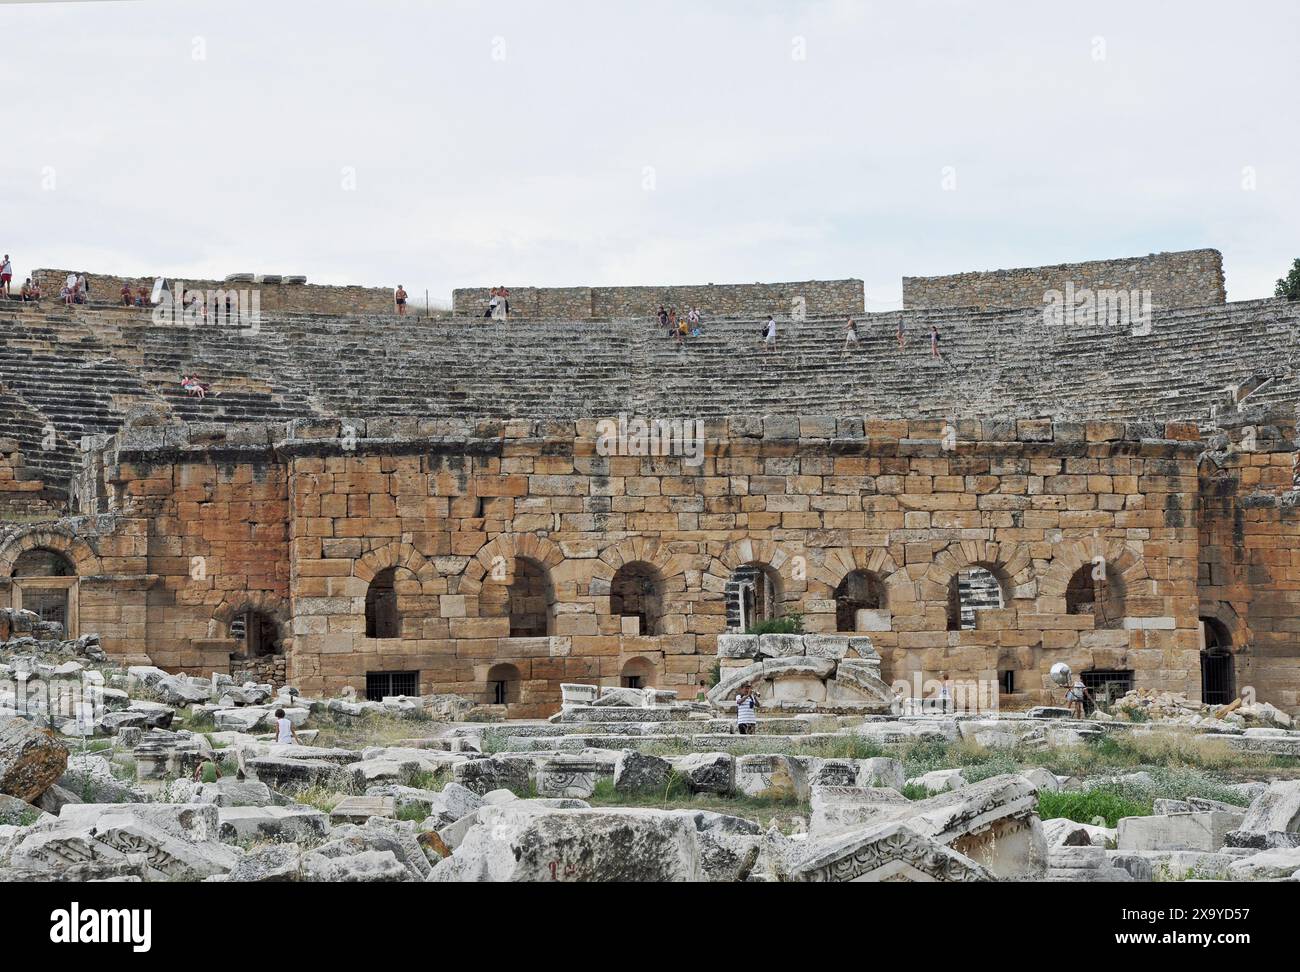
[1,296,1297,494]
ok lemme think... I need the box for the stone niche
[708,634,893,714]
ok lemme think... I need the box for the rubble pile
[1111,688,1294,729]
[2,623,1300,882]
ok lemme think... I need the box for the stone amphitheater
[4,246,1300,885]
[0,247,1298,716]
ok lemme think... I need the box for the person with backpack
[1065,676,1091,719]
[735,682,760,734]
[761,316,777,354]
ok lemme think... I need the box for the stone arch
[1197,602,1245,654]
[0,526,103,578]
[1037,539,1146,601]
[609,561,666,636]
[620,656,658,689]
[210,592,290,656]
[353,541,428,585]
[925,540,1032,633]
[486,662,522,705]
[460,534,565,596]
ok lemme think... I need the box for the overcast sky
[3,0,1296,307]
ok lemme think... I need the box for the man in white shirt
[0,255,12,297]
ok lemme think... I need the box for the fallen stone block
[244,756,358,791]
[1116,811,1244,853]
[429,805,701,882]
[1238,780,1300,835]
[810,784,910,837]
[452,756,530,796]
[304,848,412,882]
[329,796,396,825]
[781,822,993,882]
[735,754,808,801]
[1042,817,1115,847]
[536,755,601,798]
[0,718,69,802]
[227,843,303,882]
[1045,845,1134,882]
[613,750,673,792]
[669,752,734,795]
[907,768,966,794]
[1226,847,1300,881]
[218,805,329,842]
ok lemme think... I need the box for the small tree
[1276,258,1300,301]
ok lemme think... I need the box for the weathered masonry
[452,279,865,320]
[1,412,1288,717]
[902,249,1226,311]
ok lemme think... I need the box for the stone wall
[1197,419,1300,712]
[452,279,865,320]
[58,413,1247,715]
[0,439,63,521]
[902,249,1226,311]
[32,269,398,317]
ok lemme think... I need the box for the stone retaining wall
[902,249,1226,311]
[452,279,865,320]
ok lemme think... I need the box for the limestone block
[735,754,808,801]
[782,822,993,882]
[1116,811,1244,852]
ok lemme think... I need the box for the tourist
[275,708,300,746]
[77,273,91,303]
[120,283,133,306]
[931,324,941,359]
[762,316,778,354]
[20,278,38,302]
[1066,675,1090,720]
[667,307,678,339]
[937,671,952,713]
[499,285,510,317]
[657,305,668,332]
[492,286,509,321]
[0,254,12,298]
[485,288,499,318]
[395,284,408,316]
[843,316,859,351]
[896,318,905,349]
[135,287,148,307]
[735,682,760,735]
[192,755,223,783]
[180,375,212,399]
[687,306,700,332]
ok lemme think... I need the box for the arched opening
[947,565,1005,632]
[725,563,783,632]
[620,656,657,690]
[1065,562,1126,628]
[1200,618,1235,706]
[481,557,555,637]
[231,609,282,657]
[834,570,885,632]
[365,567,400,638]
[610,561,664,636]
[487,662,521,705]
[11,547,77,636]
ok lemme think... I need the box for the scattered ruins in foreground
[2,247,1299,881]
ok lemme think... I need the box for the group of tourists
[657,305,702,343]
[1,255,43,303]
[180,374,214,399]
[59,272,92,306]
[121,283,151,307]
[841,316,942,358]
[485,286,510,320]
